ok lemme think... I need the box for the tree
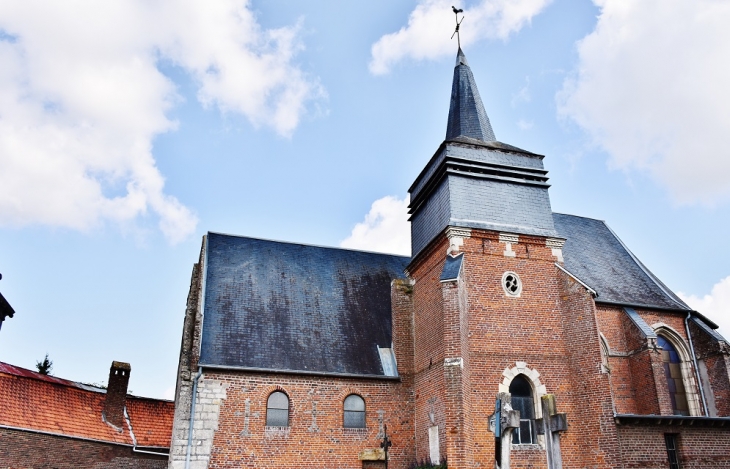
[36,353,53,375]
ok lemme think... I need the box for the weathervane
[451,6,464,49]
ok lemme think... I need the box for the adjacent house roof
[199,232,410,377]
[0,362,173,450]
[554,213,690,311]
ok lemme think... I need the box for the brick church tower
[404,47,617,468]
[401,47,730,469]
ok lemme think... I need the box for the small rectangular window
[665,433,681,469]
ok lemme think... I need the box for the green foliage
[35,353,53,375]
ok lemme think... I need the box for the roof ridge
[552,212,606,223]
[207,231,411,259]
[0,361,83,388]
[600,220,689,310]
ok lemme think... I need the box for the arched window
[266,391,290,427]
[657,336,689,416]
[343,394,366,428]
[510,375,535,444]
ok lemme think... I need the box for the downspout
[185,367,203,469]
[685,312,708,416]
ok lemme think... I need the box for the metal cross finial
[451,6,464,49]
[380,423,393,469]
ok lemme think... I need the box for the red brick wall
[0,427,167,469]
[203,371,414,469]
[616,425,730,468]
[409,237,449,465]
[595,305,715,417]
[407,229,627,469]
[555,270,620,469]
[689,320,730,416]
[458,232,558,469]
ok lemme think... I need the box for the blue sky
[1,0,729,398]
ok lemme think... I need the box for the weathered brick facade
[0,428,168,469]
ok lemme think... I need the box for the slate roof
[0,361,174,449]
[446,48,496,142]
[200,232,410,377]
[554,213,690,311]
[440,253,463,282]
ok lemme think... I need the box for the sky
[1,0,729,399]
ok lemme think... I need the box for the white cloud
[0,1,323,243]
[679,276,730,341]
[517,119,534,131]
[511,77,531,107]
[558,0,730,205]
[369,0,552,75]
[340,196,410,256]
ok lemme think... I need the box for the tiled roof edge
[601,221,689,310]
[0,424,133,447]
[690,316,726,343]
[595,299,689,313]
[440,253,464,282]
[623,308,658,339]
[554,263,597,297]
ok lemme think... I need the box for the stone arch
[336,386,372,430]
[499,361,547,419]
[652,323,702,416]
[260,384,291,402]
[260,385,292,427]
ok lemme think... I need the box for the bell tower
[408,48,558,260]
[404,46,602,469]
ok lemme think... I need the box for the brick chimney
[103,361,131,430]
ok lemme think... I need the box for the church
[168,46,730,469]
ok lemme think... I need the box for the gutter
[198,363,401,381]
[124,406,169,457]
[185,368,203,469]
[685,312,709,416]
[0,424,136,447]
[614,414,730,427]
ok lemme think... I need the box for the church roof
[197,215,700,378]
[199,232,409,377]
[445,48,496,142]
[554,213,690,311]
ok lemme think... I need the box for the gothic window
[266,391,290,427]
[509,374,535,445]
[343,394,366,428]
[657,336,690,416]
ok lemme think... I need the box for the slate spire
[445,48,495,142]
